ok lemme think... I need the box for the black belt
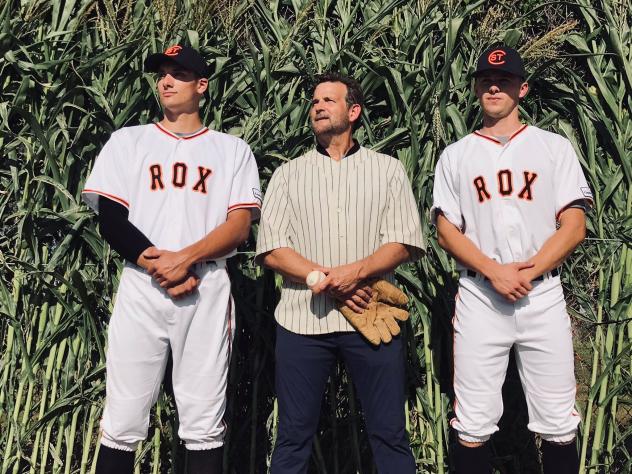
[465,268,559,282]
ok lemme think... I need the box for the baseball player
[431,45,593,473]
[256,73,424,473]
[82,45,261,474]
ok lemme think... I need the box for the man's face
[474,71,528,119]
[156,62,208,112]
[310,81,360,137]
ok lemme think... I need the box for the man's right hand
[485,261,534,302]
[137,248,199,299]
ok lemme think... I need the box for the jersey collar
[154,122,210,140]
[473,124,528,145]
[315,139,361,158]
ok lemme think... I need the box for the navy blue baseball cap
[473,45,526,78]
[144,45,210,77]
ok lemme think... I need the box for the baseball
[306,270,326,288]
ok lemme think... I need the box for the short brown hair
[311,72,364,108]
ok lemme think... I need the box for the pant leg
[101,266,171,451]
[339,331,415,474]
[170,263,234,451]
[270,325,337,474]
[514,278,580,441]
[451,277,515,443]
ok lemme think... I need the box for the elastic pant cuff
[457,432,491,444]
[101,436,137,452]
[185,440,224,451]
[540,431,576,444]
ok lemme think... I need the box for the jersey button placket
[501,144,524,262]
[327,160,342,265]
[495,145,514,263]
[337,159,348,248]
[166,139,182,250]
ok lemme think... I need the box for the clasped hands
[310,261,372,312]
[487,260,538,303]
[138,247,198,299]
[310,262,409,346]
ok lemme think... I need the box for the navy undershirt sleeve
[97,196,154,264]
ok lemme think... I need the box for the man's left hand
[166,272,200,299]
[311,262,365,298]
[143,248,193,287]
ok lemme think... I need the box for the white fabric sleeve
[255,166,293,260]
[228,141,262,219]
[430,150,462,228]
[379,160,425,252]
[82,131,131,213]
[554,139,593,217]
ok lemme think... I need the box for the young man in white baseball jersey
[82,45,261,474]
[432,46,593,473]
[256,73,424,473]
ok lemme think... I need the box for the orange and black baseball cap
[473,45,525,78]
[144,45,210,77]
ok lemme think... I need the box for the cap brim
[471,66,525,78]
[144,53,206,75]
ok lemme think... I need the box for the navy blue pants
[270,325,415,474]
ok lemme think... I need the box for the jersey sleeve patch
[581,186,593,200]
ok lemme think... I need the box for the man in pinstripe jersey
[256,73,424,473]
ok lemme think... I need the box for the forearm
[524,208,586,279]
[97,196,154,264]
[436,214,498,278]
[179,209,252,267]
[260,247,320,284]
[355,243,412,280]
[436,214,536,301]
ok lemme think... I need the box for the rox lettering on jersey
[149,163,213,193]
[473,170,538,202]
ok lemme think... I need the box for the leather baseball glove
[338,279,409,345]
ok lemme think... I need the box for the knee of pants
[276,417,319,445]
[364,411,407,442]
[100,400,150,452]
[178,402,227,451]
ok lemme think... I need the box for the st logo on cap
[164,45,183,56]
[487,49,506,65]
[474,45,526,78]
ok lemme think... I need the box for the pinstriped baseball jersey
[82,123,261,258]
[256,146,424,335]
[431,125,593,269]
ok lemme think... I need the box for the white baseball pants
[451,273,580,444]
[100,261,234,451]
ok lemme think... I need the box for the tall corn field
[1,0,630,472]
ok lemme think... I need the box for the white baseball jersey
[82,123,262,256]
[82,122,260,452]
[431,125,593,266]
[432,124,592,444]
